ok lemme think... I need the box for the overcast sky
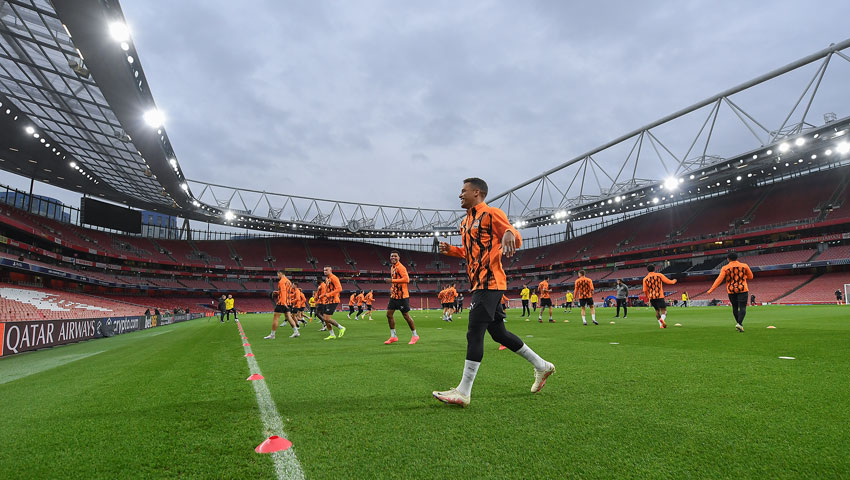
[8,1,850,214]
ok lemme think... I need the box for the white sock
[661,314,667,321]
[457,360,480,396]
[269,331,275,337]
[411,329,418,337]
[591,314,596,321]
[582,316,586,323]
[390,329,397,337]
[516,344,547,370]
[292,326,299,333]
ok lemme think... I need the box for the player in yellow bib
[565,291,573,313]
[520,284,530,319]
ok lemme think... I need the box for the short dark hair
[390,250,400,256]
[647,264,656,272]
[727,252,738,261]
[463,177,489,198]
[578,270,586,276]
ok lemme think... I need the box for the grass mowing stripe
[0,350,103,384]
[238,322,305,480]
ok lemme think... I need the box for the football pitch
[1,305,848,479]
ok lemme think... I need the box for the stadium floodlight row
[1,0,850,239]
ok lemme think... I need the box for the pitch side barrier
[0,312,204,358]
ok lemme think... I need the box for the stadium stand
[231,238,271,268]
[268,238,311,269]
[777,272,850,304]
[812,244,850,261]
[0,283,144,321]
[738,249,816,267]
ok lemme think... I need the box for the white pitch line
[238,326,305,480]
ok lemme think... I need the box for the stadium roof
[1,1,849,238]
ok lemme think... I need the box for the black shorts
[650,298,667,310]
[579,298,593,307]
[469,290,506,325]
[441,302,453,309]
[366,304,373,310]
[729,292,748,305]
[540,298,553,307]
[274,305,290,314]
[325,303,339,315]
[522,299,529,306]
[387,297,411,313]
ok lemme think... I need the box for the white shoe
[289,332,300,338]
[531,362,555,393]
[736,323,745,332]
[263,334,275,339]
[432,388,470,407]
[319,327,327,331]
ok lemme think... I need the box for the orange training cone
[255,435,293,453]
[767,326,776,329]
[247,374,264,381]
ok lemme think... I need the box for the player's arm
[660,274,677,285]
[439,241,465,258]
[745,264,754,280]
[589,279,594,294]
[490,207,522,256]
[642,278,649,297]
[706,268,726,294]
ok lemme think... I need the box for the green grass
[1,306,848,479]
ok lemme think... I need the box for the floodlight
[192,200,200,207]
[795,138,805,146]
[663,177,678,190]
[837,142,850,155]
[25,126,34,134]
[778,143,790,153]
[224,211,235,220]
[143,109,164,128]
[109,22,130,42]
[180,183,188,191]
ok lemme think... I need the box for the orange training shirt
[277,276,291,306]
[642,271,676,300]
[538,280,551,299]
[574,277,594,299]
[708,260,754,294]
[390,262,410,299]
[325,274,342,304]
[443,202,521,291]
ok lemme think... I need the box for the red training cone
[244,353,255,357]
[246,374,264,381]
[255,435,293,454]
[243,343,250,346]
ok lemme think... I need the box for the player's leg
[623,299,628,318]
[590,304,598,325]
[615,299,621,317]
[284,311,300,337]
[433,294,490,406]
[385,308,399,343]
[265,311,281,339]
[401,309,419,344]
[658,305,667,328]
[323,304,345,338]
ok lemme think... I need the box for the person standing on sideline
[575,270,597,325]
[434,177,554,407]
[642,265,677,329]
[565,290,573,313]
[520,284,531,319]
[537,276,554,323]
[384,251,419,344]
[681,291,689,307]
[706,252,753,332]
[225,294,238,322]
[530,292,538,312]
[217,295,226,323]
[615,279,628,318]
[835,289,843,305]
